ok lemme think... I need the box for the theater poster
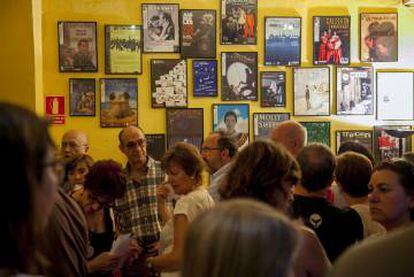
[336,130,373,154]
[253,113,290,141]
[69,78,96,116]
[374,126,412,161]
[260,71,286,108]
[146,134,166,161]
[193,60,218,97]
[300,121,331,146]
[313,16,350,65]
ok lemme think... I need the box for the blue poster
[193,60,218,97]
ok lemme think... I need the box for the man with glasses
[201,131,237,201]
[60,129,89,160]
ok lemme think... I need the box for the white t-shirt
[351,204,386,238]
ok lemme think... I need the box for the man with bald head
[60,129,89,160]
[269,120,307,156]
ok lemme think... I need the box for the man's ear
[220,148,230,160]
[85,145,90,153]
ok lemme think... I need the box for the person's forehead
[204,134,219,146]
[63,133,86,144]
[123,128,145,141]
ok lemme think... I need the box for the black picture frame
[374,125,412,162]
[300,121,331,146]
[146,134,166,161]
[253,112,290,141]
[260,71,286,108]
[69,78,96,116]
[192,59,218,97]
[335,130,373,154]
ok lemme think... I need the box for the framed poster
[58,22,98,72]
[220,0,257,45]
[300,121,331,146]
[293,67,330,116]
[360,13,398,62]
[374,125,412,161]
[151,59,188,108]
[146,134,166,161]
[336,130,373,154]
[221,52,258,101]
[260,71,286,108]
[180,9,216,58]
[212,104,249,148]
[376,72,414,121]
[166,108,204,150]
[100,78,137,128]
[69,78,96,116]
[336,67,373,115]
[313,16,350,65]
[253,113,290,141]
[142,3,180,53]
[264,17,301,66]
[193,60,218,97]
[105,25,142,74]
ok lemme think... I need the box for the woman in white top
[146,142,214,277]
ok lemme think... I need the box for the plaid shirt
[114,157,166,244]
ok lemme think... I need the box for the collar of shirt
[125,156,151,178]
[211,162,232,182]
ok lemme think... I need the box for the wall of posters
[221,0,257,45]
[100,78,137,127]
[337,67,373,115]
[146,134,166,161]
[293,67,330,116]
[260,71,286,107]
[105,25,142,74]
[253,113,290,140]
[142,4,180,53]
[180,10,216,58]
[58,22,98,72]
[193,60,218,97]
[361,13,398,62]
[151,59,188,108]
[166,108,204,149]
[264,17,301,66]
[69,78,95,116]
[213,104,249,148]
[374,126,412,161]
[301,122,331,146]
[336,130,373,154]
[313,16,350,65]
[377,72,414,120]
[221,52,257,101]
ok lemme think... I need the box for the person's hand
[156,183,170,204]
[87,252,121,273]
[147,241,160,256]
[126,239,142,265]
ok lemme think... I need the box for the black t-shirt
[292,195,363,262]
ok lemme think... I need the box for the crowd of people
[1,102,414,277]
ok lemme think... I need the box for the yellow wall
[40,0,414,162]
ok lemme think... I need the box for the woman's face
[68,161,89,186]
[224,115,237,131]
[369,169,414,230]
[167,162,197,195]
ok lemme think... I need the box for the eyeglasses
[201,146,221,152]
[61,141,86,149]
[125,139,147,150]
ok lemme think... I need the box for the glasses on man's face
[125,138,147,150]
[61,141,85,149]
[201,146,221,152]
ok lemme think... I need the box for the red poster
[45,96,65,124]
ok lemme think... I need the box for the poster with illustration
[336,131,373,154]
[260,71,286,107]
[146,134,166,161]
[253,113,290,140]
[374,125,412,161]
[300,121,331,146]
[69,78,95,116]
[193,60,218,97]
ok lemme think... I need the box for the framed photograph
[142,3,180,53]
[337,67,373,115]
[166,108,204,150]
[69,78,96,116]
[336,130,373,154]
[212,103,249,148]
[151,59,188,108]
[376,72,414,121]
[146,134,166,161]
[260,71,286,107]
[313,16,350,65]
[100,78,138,128]
[180,9,216,58]
[253,113,290,141]
[221,0,257,45]
[360,13,398,62]
[221,52,258,101]
[300,121,331,146]
[374,125,412,161]
[58,21,98,72]
[293,67,330,116]
[264,17,301,66]
[193,60,218,97]
[105,25,142,74]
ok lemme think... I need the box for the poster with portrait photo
[58,22,98,72]
[360,13,398,62]
[146,134,166,161]
[166,108,204,150]
[69,78,95,116]
[293,67,330,116]
[260,71,286,108]
[142,4,180,53]
[313,16,350,65]
[300,121,331,146]
[374,125,412,161]
[212,104,249,148]
[337,67,373,115]
[221,0,257,45]
[105,25,142,74]
[377,72,414,121]
[336,130,373,154]
[265,17,301,66]
[253,113,290,141]
[222,52,257,101]
[151,59,188,108]
[193,60,218,97]
[100,78,137,128]
[180,9,216,58]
